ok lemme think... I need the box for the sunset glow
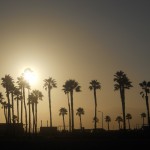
[0,1,150,131]
[23,68,37,85]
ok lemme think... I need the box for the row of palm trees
[59,108,147,131]
[59,107,84,131]
[0,70,150,132]
[0,75,43,133]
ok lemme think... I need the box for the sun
[23,68,37,85]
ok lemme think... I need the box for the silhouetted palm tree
[14,87,22,123]
[63,80,81,131]
[31,90,43,133]
[43,77,57,127]
[114,71,133,130]
[126,113,132,130]
[10,83,15,123]
[105,115,111,130]
[115,116,123,130]
[76,107,85,130]
[93,117,99,130]
[59,107,67,131]
[62,84,71,132]
[1,74,14,123]
[141,112,146,126]
[89,80,101,130]
[17,76,30,132]
[28,93,36,133]
[139,81,150,126]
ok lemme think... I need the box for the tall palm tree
[76,107,85,130]
[115,116,123,130]
[139,81,150,126]
[89,80,101,130]
[63,80,81,131]
[31,90,43,134]
[43,77,57,127]
[17,76,30,132]
[105,115,111,130]
[114,71,133,130]
[59,107,67,131]
[1,74,14,123]
[126,113,132,130]
[62,83,71,132]
[141,112,146,126]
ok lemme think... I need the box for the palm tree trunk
[118,122,120,130]
[21,89,23,124]
[32,102,35,134]
[142,117,144,126]
[80,115,82,130]
[94,89,97,130]
[17,97,19,123]
[23,88,27,133]
[128,119,130,129]
[67,93,71,132]
[70,91,74,131]
[11,93,14,123]
[108,122,109,130]
[6,92,11,124]
[28,89,31,134]
[35,103,37,134]
[120,88,126,130]
[48,89,52,127]
[4,106,8,123]
[145,95,150,126]
[63,115,65,130]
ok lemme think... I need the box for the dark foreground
[0,130,150,149]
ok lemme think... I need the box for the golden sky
[0,0,150,130]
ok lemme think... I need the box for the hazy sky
[0,0,150,130]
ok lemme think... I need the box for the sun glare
[23,68,37,85]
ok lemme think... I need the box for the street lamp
[98,110,103,129]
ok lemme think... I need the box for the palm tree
[14,87,22,123]
[9,83,15,124]
[126,113,132,130]
[43,77,57,127]
[17,76,30,132]
[93,117,99,130]
[89,80,101,130]
[76,107,85,130]
[31,90,43,133]
[105,115,111,130]
[59,107,67,131]
[1,74,14,123]
[115,116,123,130]
[62,84,71,132]
[114,71,133,130]
[139,81,150,126]
[63,80,81,131]
[28,93,36,133]
[141,112,146,126]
